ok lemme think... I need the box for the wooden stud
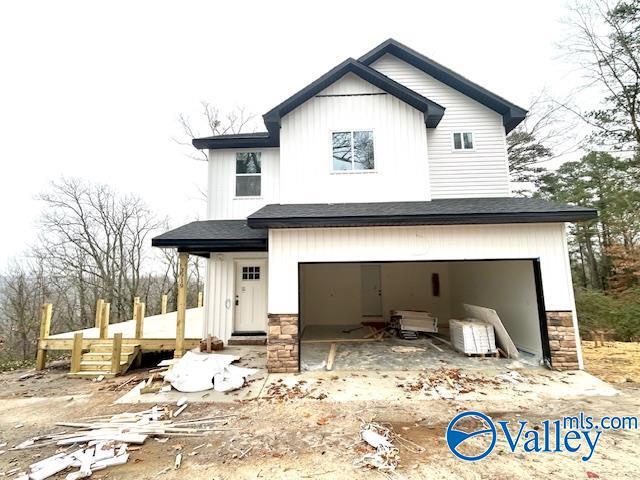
[94,299,104,328]
[175,252,188,358]
[111,332,123,374]
[161,294,168,315]
[133,296,140,316]
[326,343,337,371]
[197,291,203,308]
[70,332,83,373]
[99,302,110,340]
[134,302,146,339]
[35,303,53,370]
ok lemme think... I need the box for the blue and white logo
[446,410,638,462]
[446,411,497,461]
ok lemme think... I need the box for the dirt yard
[582,340,640,383]
[1,358,639,479]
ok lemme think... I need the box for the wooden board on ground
[326,343,337,371]
[463,303,519,358]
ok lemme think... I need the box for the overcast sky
[0,0,580,269]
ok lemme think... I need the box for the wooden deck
[38,306,204,378]
[45,307,205,351]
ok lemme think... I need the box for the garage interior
[299,260,549,371]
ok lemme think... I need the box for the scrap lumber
[326,343,337,371]
[199,336,223,352]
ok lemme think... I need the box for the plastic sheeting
[164,351,259,393]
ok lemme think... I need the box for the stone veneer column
[267,314,299,373]
[546,311,580,370]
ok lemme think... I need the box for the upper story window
[453,132,474,150]
[236,152,261,197]
[332,130,375,171]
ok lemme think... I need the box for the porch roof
[152,219,267,255]
[247,197,598,229]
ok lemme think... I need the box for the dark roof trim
[359,39,528,132]
[248,211,596,229]
[262,58,445,133]
[192,132,279,150]
[153,238,268,252]
[151,219,268,253]
[247,199,598,229]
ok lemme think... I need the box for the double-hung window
[452,132,474,150]
[332,130,374,171]
[235,152,261,197]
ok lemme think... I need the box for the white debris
[176,397,188,407]
[164,351,258,393]
[355,422,400,471]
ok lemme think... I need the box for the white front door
[234,260,267,333]
[361,264,382,316]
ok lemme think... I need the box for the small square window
[453,132,473,150]
[241,266,260,280]
[332,130,374,171]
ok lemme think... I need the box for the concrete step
[228,335,267,346]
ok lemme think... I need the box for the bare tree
[173,102,255,161]
[36,178,163,325]
[507,90,580,195]
[561,0,640,153]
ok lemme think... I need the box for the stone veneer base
[267,314,299,373]
[546,311,580,370]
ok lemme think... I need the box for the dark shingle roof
[247,198,598,229]
[152,220,267,253]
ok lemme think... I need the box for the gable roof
[247,197,597,229]
[262,58,445,134]
[359,39,527,132]
[194,58,445,150]
[193,39,527,150]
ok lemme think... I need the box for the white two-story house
[153,39,596,372]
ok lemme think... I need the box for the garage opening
[299,259,550,371]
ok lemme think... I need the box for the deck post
[94,299,104,328]
[161,294,168,315]
[197,291,203,308]
[111,332,123,374]
[99,302,110,340]
[35,303,53,370]
[70,332,83,373]
[175,252,188,358]
[134,302,146,339]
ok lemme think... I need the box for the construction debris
[199,335,224,352]
[354,422,400,471]
[391,310,438,333]
[164,351,258,393]
[9,406,236,479]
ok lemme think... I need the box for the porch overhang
[247,197,598,229]
[152,220,268,256]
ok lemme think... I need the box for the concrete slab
[301,335,540,371]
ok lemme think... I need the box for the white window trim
[235,152,262,198]
[451,132,475,152]
[329,129,377,174]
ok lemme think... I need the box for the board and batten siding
[267,223,574,315]
[204,252,268,341]
[279,73,431,204]
[370,54,511,199]
[207,148,280,220]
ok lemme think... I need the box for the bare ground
[1,357,639,479]
[582,340,640,383]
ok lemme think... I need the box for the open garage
[298,259,551,371]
